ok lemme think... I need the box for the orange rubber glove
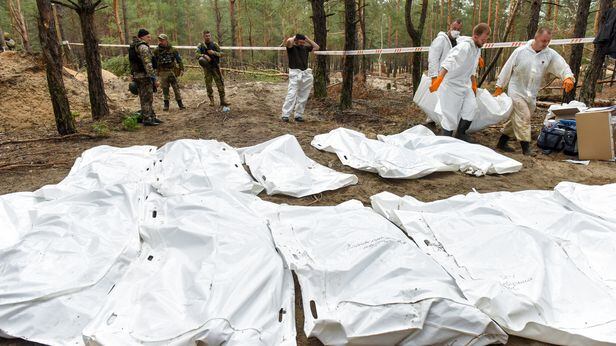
[478,56,485,68]
[472,79,478,94]
[563,77,574,93]
[429,75,444,93]
[493,86,503,97]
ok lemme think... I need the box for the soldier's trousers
[501,96,534,142]
[159,70,182,101]
[203,67,225,99]
[135,77,154,120]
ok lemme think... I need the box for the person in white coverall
[424,19,463,128]
[429,23,491,141]
[281,34,320,122]
[494,27,574,156]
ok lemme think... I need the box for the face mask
[450,30,460,39]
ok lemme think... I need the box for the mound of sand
[0,52,119,134]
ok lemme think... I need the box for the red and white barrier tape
[67,37,595,55]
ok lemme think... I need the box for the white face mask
[450,30,460,39]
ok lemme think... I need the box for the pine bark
[563,0,592,102]
[340,0,356,110]
[311,0,328,99]
[36,0,76,135]
[580,0,614,105]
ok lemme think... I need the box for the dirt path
[0,60,613,345]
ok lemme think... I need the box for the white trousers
[282,68,314,118]
[436,83,477,131]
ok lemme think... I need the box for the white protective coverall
[282,68,314,119]
[428,32,455,78]
[496,40,574,141]
[435,36,481,131]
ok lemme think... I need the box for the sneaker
[281,116,289,122]
[295,116,304,122]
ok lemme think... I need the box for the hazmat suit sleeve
[546,49,575,82]
[440,42,469,74]
[428,36,446,78]
[495,47,521,88]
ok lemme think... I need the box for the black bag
[563,128,578,156]
[537,126,566,153]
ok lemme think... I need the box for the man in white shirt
[494,27,574,155]
[429,23,490,141]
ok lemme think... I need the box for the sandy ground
[0,52,614,346]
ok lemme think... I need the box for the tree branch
[50,0,78,11]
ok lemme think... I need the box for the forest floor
[1,51,615,346]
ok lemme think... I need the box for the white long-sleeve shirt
[497,40,574,106]
[428,32,455,78]
[440,36,481,89]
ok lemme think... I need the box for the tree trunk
[580,0,613,105]
[237,0,243,64]
[77,3,110,120]
[0,28,6,51]
[447,0,451,23]
[214,0,223,45]
[405,0,429,94]
[552,0,559,30]
[310,0,328,99]
[112,0,125,44]
[36,0,76,135]
[8,0,31,52]
[229,0,237,59]
[526,0,541,39]
[340,0,356,110]
[479,0,521,86]
[487,0,492,26]
[472,0,477,25]
[359,0,368,82]
[121,0,129,45]
[478,0,483,23]
[563,0,591,103]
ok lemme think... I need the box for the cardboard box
[575,107,616,161]
[551,107,582,120]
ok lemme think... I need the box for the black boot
[497,134,515,152]
[163,100,170,111]
[441,129,454,136]
[455,119,474,143]
[520,141,535,156]
[177,99,186,110]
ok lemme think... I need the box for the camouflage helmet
[158,33,168,40]
[129,81,139,95]
[3,32,10,40]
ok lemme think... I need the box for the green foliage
[92,122,110,137]
[121,113,140,131]
[102,55,131,76]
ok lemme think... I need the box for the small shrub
[102,55,131,76]
[92,122,110,137]
[122,114,139,131]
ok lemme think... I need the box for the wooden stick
[0,133,97,146]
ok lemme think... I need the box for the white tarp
[553,181,616,222]
[239,134,358,197]
[83,189,295,346]
[371,185,616,346]
[0,191,43,249]
[312,127,455,179]
[0,184,143,345]
[377,125,522,176]
[153,139,262,196]
[413,74,512,133]
[258,199,507,345]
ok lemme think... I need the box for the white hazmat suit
[497,40,574,141]
[435,36,482,131]
[282,69,314,120]
[428,32,456,78]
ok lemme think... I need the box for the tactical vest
[197,42,220,67]
[129,40,147,74]
[156,46,176,69]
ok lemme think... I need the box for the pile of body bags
[1,137,616,346]
[414,74,513,132]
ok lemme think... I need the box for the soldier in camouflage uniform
[4,33,16,51]
[153,34,185,111]
[195,31,229,106]
[129,28,161,126]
